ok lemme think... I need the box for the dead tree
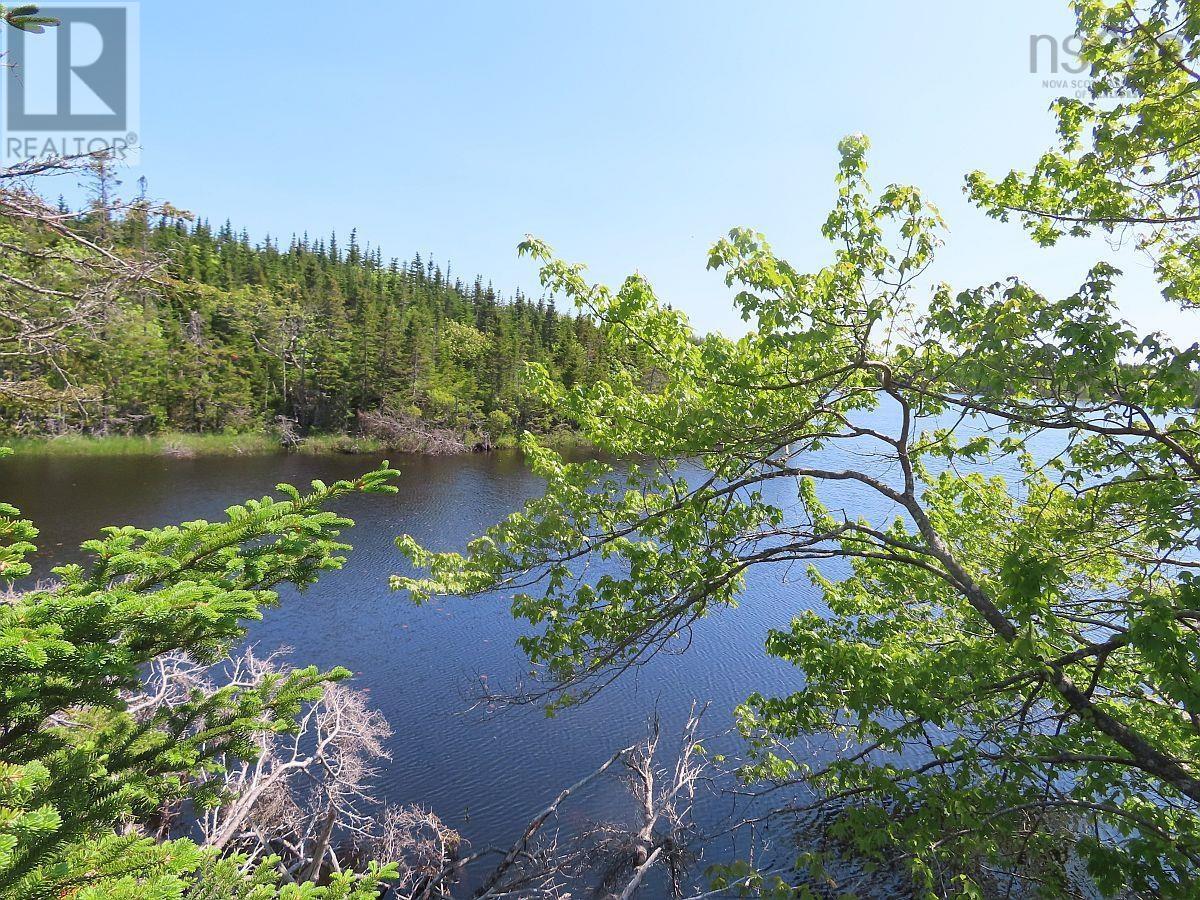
[194,653,390,869]
[358,407,468,455]
[274,414,301,450]
[130,649,396,880]
[353,805,463,898]
[588,706,708,900]
[130,651,723,898]
[417,709,712,900]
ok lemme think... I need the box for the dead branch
[129,652,728,898]
[358,407,468,455]
[0,150,168,411]
[591,705,709,900]
[472,742,636,898]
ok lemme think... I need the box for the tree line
[1,175,607,446]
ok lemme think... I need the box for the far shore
[0,430,585,459]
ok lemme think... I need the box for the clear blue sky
[128,0,1189,341]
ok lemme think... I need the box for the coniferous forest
[0,178,606,448]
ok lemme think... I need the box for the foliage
[0,452,400,898]
[396,5,1200,894]
[969,0,1200,306]
[0,5,58,34]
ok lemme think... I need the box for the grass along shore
[1,429,586,458]
[2,432,284,458]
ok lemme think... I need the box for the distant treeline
[1,200,608,444]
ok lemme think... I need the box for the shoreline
[0,430,586,459]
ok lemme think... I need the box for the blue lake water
[0,413,1038,894]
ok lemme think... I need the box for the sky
[111,1,1194,341]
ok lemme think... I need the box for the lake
[2,447,852,894]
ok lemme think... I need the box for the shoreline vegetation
[1,428,585,458]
